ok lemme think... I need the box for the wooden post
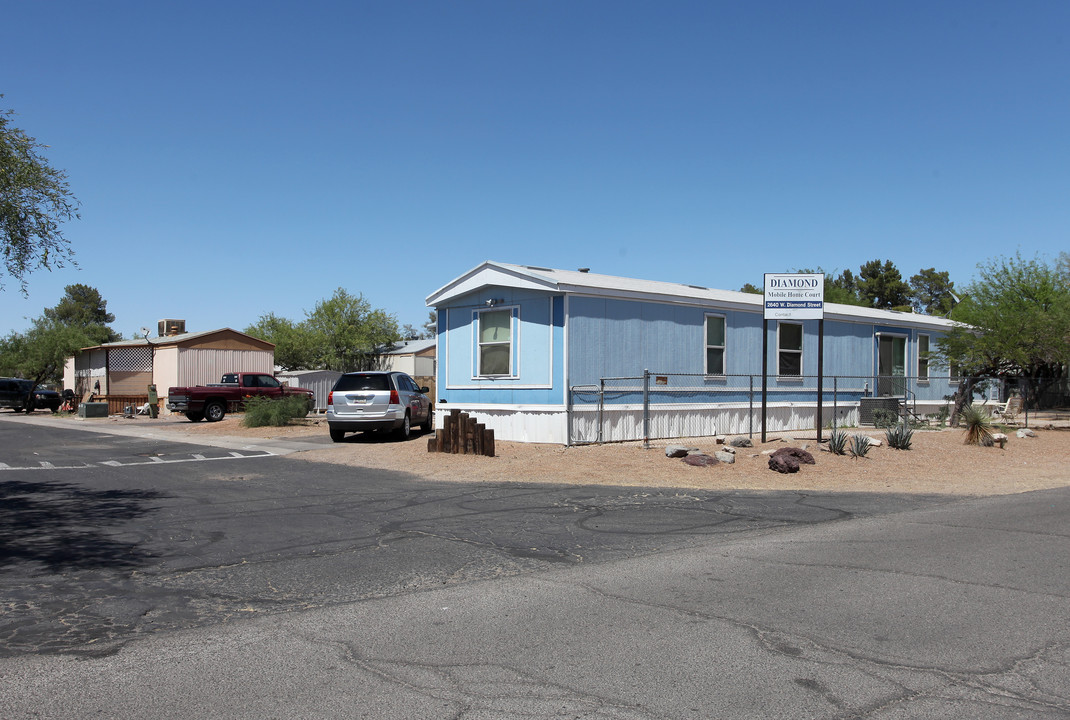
[449,412,461,454]
[426,410,494,457]
[474,423,484,456]
[465,415,476,454]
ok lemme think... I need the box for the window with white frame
[918,334,930,380]
[705,315,726,376]
[477,309,512,376]
[777,322,803,376]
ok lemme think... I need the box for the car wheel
[329,428,346,442]
[185,412,204,423]
[48,403,60,413]
[421,405,434,433]
[204,401,226,422]
[395,412,411,440]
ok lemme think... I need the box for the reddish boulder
[768,447,815,473]
[768,453,800,473]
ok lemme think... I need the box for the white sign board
[764,273,824,320]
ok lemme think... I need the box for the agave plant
[885,422,914,450]
[826,429,848,456]
[960,404,994,446]
[849,433,872,458]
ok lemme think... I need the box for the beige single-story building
[64,328,275,413]
[381,338,437,400]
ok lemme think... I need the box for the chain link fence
[567,372,1068,446]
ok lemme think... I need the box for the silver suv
[326,371,433,442]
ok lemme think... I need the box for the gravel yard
[162,414,1070,496]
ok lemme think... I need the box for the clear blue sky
[3,1,1067,338]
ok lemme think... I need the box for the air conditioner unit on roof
[158,319,186,337]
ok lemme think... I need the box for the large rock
[768,453,800,473]
[771,447,816,465]
[715,450,736,464]
[990,432,1008,449]
[1017,428,1037,439]
[729,437,753,448]
[768,446,816,472]
[683,453,719,467]
[665,445,696,458]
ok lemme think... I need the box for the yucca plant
[849,434,872,458]
[885,423,914,450]
[826,429,848,455]
[960,404,994,446]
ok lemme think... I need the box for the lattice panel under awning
[110,347,153,373]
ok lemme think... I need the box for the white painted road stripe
[0,452,276,471]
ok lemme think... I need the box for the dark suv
[0,378,62,413]
[326,371,433,442]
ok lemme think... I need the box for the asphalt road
[1,415,1068,718]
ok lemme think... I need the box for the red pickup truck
[167,372,314,422]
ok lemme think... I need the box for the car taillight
[327,391,333,406]
[389,389,400,405]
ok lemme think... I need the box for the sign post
[762,274,824,443]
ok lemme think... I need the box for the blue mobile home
[426,262,959,444]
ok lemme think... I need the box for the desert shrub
[242,395,310,427]
[872,408,899,428]
[849,434,872,458]
[826,429,848,455]
[926,408,948,429]
[885,423,914,450]
[935,405,950,425]
[960,404,994,446]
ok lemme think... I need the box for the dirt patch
[161,416,1070,496]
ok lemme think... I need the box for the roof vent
[158,319,186,336]
[578,267,590,273]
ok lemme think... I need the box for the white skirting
[569,402,860,444]
[435,405,569,445]
[437,402,864,445]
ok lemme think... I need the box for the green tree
[856,259,910,309]
[827,269,865,306]
[794,268,866,306]
[934,253,1070,417]
[244,313,312,371]
[247,291,400,372]
[0,285,119,389]
[908,268,955,315]
[739,283,762,295]
[43,283,120,342]
[1,98,80,292]
[304,288,400,371]
[0,319,97,389]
